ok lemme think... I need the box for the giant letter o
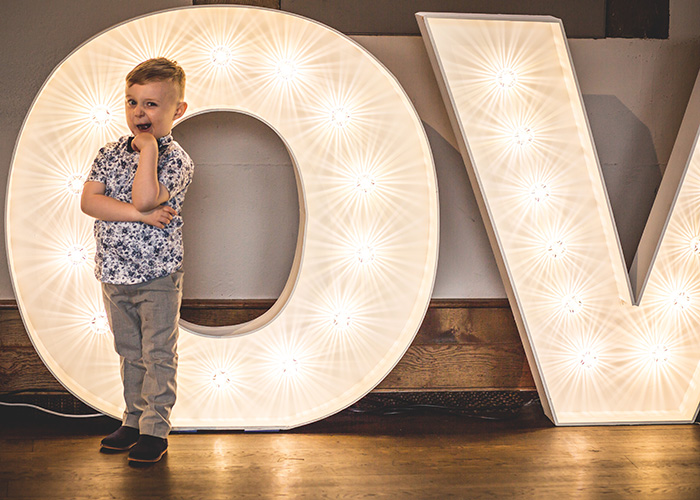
[6,6,439,429]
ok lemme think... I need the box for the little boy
[81,58,194,464]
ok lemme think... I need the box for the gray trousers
[102,271,183,438]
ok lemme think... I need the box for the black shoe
[128,435,168,463]
[100,426,140,451]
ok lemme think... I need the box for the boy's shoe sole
[100,443,137,452]
[127,449,167,463]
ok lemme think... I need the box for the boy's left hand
[140,204,177,229]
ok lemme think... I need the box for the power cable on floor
[0,389,104,419]
[0,400,103,419]
[1,389,541,421]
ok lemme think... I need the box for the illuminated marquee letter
[6,6,439,429]
[418,13,700,424]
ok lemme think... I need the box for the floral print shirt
[87,134,194,285]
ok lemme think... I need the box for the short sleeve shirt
[87,134,194,285]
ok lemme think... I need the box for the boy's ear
[173,101,187,120]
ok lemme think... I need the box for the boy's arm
[131,134,170,212]
[81,181,176,229]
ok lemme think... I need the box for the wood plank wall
[0,299,534,395]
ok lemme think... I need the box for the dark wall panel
[606,0,669,38]
[281,0,607,38]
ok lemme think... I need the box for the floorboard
[2,404,700,499]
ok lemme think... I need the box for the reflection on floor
[3,399,700,499]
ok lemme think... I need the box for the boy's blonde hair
[126,57,186,101]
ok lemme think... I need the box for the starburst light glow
[7,6,438,430]
[211,370,233,389]
[418,12,700,424]
[90,311,110,335]
[513,126,534,146]
[650,345,670,364]
[332,311,352,330]
[281,357,300,377]
[690,237,700,255]
[66,174,85,196]
[90,105,112,127]
[561,294,583,315]
[210,46,233,67]
[546,240,567,260]
[275,59,297,81]
[66,244,88,267]
[672,291,691,311]
[496,68,518,89]
[529,182,550,203]
[578,350,598,370]
[355,244,375,265]
[329,106,351,127]
[355,173,376,194]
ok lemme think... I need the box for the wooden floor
[2,403,700,499]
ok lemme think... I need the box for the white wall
[2,1,700,299]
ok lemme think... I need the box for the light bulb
[90,311,110,335]
[561,294,583,315]
[276,59,297,81]
[546,240,567,260]
[513,127,534,146]
[355,173,376,194]
[495,68,517,89]
[66,174,85,195]
[356,245,375,265]
[210,46,232,67]
[330,107,351,128]
[333,311,352,330]
[690,237,700,255]
[672,291,691,311]
[90,105,112,127]
[281,357,300,377]
[529,183,550,203]
[650,345,670,364]
[66,245,88,267]
[211,370,232,389]
[578,350,598,370]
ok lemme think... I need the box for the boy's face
[124,80,186,139]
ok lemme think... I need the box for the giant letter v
[419,13,700,424]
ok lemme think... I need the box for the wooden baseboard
[0,299,535,395]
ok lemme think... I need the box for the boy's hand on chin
[131,133,157,153]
